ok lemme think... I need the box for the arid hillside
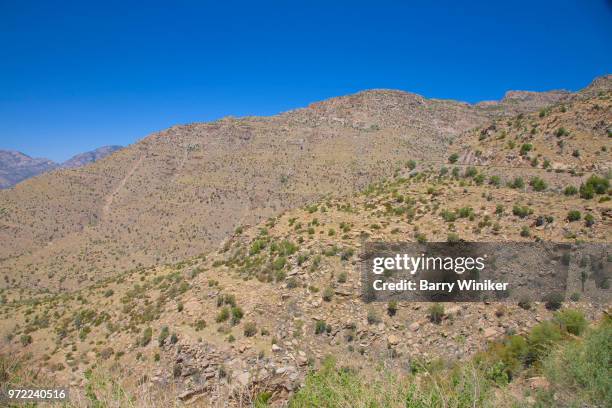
[0,164,609,406]
[0,85,580,292]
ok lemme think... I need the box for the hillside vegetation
[0,76,610,406]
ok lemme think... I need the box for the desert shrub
[464,166,477,178]
[249,239,266,255]
[508,177,524,189]
[567,210,581,222]
[520,226,530,237]
[340,248,354,261]
[367,309,381,325]
[273,256,286,270]
[569,292,581,302]
[140,327,152,347]
[527,321,563,363]
[194,320,206,331]
[555,127,568,137]
[584,175,609,194]
[543,292,564,311]
[415,233,427,243]
[579,183,595,199]
[428,303,444,324]
[231,306,244,325]
[457,206,474,218]
[578,175,608,200]
[474,173,485,185]
[529,177,547,191]
[440,209,456,222]
[554,309,587,336]
[243,322,257,337]
[315,320,331,335]
[520,143,533,155]
[217,293,236,307]
[495,204,504,216]
[518,296,531,310]
[584,213,595,227]
[158,326,169,346]
[337,272,347,283]
[512,205,532,218]
[406,160,416,170]
[216,307,230,323]
[103,289,114,297]
[448,153,459,163]
[387,301,398,316]
[489,175,501,186]
[20,334,32,346]
[322,287,334,302]
[564,185,578,195]
[447,233,461,243]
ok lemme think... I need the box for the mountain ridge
[0,76,609,292]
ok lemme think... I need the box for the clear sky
[1,1,610,162]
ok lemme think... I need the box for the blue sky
[1,1,610,161]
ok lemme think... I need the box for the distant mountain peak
[61,145,123,169]
[0,145,122,189]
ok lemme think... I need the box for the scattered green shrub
[244,322,257,337]
[543,292,564,311]
[387,301,398,316]
[554,309,587,336]
[428,303,444,324]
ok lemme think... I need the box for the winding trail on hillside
[102,155,143,219]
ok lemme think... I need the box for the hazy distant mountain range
[0,145,122,189]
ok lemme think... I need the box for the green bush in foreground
[290,313,610,408]
[289,356,495,408]
[540,320,612,407]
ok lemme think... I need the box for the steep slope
[0,87,580,292]
[0,150,57,189]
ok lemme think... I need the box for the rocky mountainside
[0,160,609,406]
[0,145,123,189]
[453,88,611,172]
[0,81,597,292]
